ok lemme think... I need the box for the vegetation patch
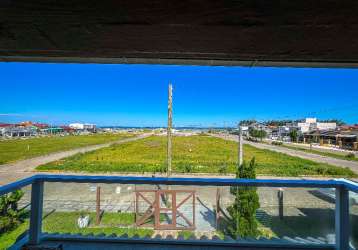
[0,211,152,249]
[279,144,358,163]
[0,190,28,250]
[0,219,28,250]
[42,211,152,237]
[37,135,356,177]
[0,133,133,164]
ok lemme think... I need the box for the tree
[239,120,256,126]
[0,190,25,234]
[289,130,298,142]
[249,128,267,141]
[318,119,345,126]
[227,157,260,238]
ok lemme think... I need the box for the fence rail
[1,174,357,250]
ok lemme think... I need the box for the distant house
[303,129,358,150]
[278,126,291,141]
[33,123,49,129]
[60,126,75,133]
[69,123,96,132]
[3,126,37,137]
[69,123,85,130]
[297,118,336,133]
[0,123,14,137]
[41,127,64,134]
[248,123,272,138]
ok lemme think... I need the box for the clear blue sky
[1,62,357,127]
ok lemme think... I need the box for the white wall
[317,122,336,130]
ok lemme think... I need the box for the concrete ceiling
[1,0,358,67]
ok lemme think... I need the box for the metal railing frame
[1,174,357,250]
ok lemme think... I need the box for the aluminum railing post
[29,180,44,245]
[335,186,349,250]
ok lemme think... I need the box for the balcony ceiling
[1,0,358,67]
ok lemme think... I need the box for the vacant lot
[0,133,133,164]
[38,135,356,177]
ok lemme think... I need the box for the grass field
[0,133,133,165]
[37,135,356,177]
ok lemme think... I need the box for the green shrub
[0,190,25,235]
[218,165,228,174]
[271,141,283,146]
[183,165,193,173]
[246,137,259,142]
[227,158,260,238]
[346,153,355,159]
[178,230,195,239]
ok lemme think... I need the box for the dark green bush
[227,158,260,238]
[346,153,355,159]
[0,190,25,234]
[218,165,228,174]
[271,141,283,146]
[183,165,193,173]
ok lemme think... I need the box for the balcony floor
[32,240,334,250]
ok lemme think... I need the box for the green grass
[0,220,29,250]
[0,133,133,164]
[37,135,356,177]
[0,211,152,249]
[42,211,152,237]
[177,230,196,239]
[280,144,358,162]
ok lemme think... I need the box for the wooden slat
[1,0,358,65]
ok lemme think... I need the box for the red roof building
[0,123,14,128]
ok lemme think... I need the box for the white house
[316,122,337,131]
[69,123,85,130]
[69,123,96,131]
[297,118,336,133]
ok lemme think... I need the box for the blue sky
[1,62,357,127]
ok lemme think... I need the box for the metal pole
[238,126,243,166]
[96,186,101,225]
[167,83,173,177]
[335,186,349,250]
[278,188,284,220]
[29,180,44,245]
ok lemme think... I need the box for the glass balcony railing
[0,175,357,250]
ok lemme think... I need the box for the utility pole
[238,125,243,167]
[167,83,173,177]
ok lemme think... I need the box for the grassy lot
[0,133,133,164]
[0,211,153,249]
[279,143,358,162]
[37,135,356,177]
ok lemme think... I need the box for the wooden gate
[135,189,195,230]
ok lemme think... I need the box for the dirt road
[0,133,151,185]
